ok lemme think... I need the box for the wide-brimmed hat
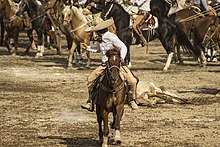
[85,19,114,32]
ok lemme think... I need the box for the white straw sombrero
[85,19,114,32]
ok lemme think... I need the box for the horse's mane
[107,2,127,13]
[69,6,87,22]
[106,48,120,58]
[26,0,42,12]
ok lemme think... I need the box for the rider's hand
[81,43,88,50]
[127,0,133,5]
[86,5,92,9]
[90,2,96,7]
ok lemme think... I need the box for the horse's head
[101,2,115,20]
[62,5,73,26]
[105,48,121,85]
[15,0,28,16]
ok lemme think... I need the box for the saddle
[89,66,129,105]
[140,14,159,31]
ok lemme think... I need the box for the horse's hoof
[128,62,132,68]
[12,53,16,56]
[114,136,121,145]
[163,67,168,71]
[35,53,43,58]
[72,60,77,64]
[85,64,90,69]
[57,51,62,55]
[22,51,29,56]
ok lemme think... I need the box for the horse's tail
[175,23,200,58]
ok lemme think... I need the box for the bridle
[103,3,114,20]
[99,55,124,93]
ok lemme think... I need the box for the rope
[179,5,220,23]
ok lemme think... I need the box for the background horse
[96,48,126,146]
[16,0,45,57]
[101,2,133,67]
[151,0,202,67]
[62,5,91,68]
[193,15,220,66]
[0,0,36,55]
[101,2,192,71]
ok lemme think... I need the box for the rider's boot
[81,94,94,112]
[137,26,148,47]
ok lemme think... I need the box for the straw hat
[85,19,114,32]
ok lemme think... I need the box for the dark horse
[101,2,133,67]
[96,48,126,146]
[16,0,45,57]
[101,2,195,71]
[151,0,202,66]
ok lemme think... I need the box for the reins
[99,62,125,93]
[64,8,93,33]
[179,5,220,22]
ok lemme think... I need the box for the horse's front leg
[12,28,19,56]
[163,52,174,71]
[113,104,124,145]
[199,50,207,67]
[85,40,91,68]
[35,29,44,58]
[25,29,36,55]
[96,104,103,144]
[4,32,11,54]
[68,41,77,67]
[102,110,109,147]
[55,32,62,55]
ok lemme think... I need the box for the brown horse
[193,15,220,66]
[168,7,204,64]
[0,0,36,55]
[61,5,91,68]
[96,49,126,146]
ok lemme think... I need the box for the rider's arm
[87,43,101,53]
[111,34,127,61]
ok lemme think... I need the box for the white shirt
[133,0,151,12]
[87,31,127,63]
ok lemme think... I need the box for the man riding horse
[81,19,139,111]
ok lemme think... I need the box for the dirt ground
[0,33,220,147]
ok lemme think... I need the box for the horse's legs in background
[55,31,62,55]
[96,104,103,144]
[85,40,91,68]
[68,41,77,67]
[176,43,183,64]
[73,43,82,64]
[35,29,44,57]
[125,45,131,68]
[25,29,36,55]
[158,20,176,71]
[199,49,207,67]
[4,32,11,53]
[44,32,50,49]
[12,28,19,56]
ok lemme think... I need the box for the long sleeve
[111,35,127,61]
[87,43,101,53]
